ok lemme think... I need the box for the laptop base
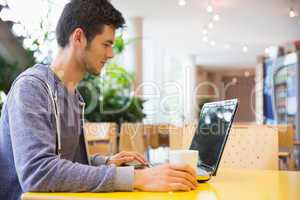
[197,175,211,182]
[197,168,211,182]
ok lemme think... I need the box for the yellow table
[22,168,300,200]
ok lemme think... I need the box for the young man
[0,0,197,199]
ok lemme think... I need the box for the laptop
[189,99,239,182]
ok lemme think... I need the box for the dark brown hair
[56,0,125,48]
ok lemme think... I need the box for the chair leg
[287,156,294,171]
[279,157,288,170]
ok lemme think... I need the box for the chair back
[276,124,295,152]
[119,123,145,155]
[84,122,117,155]
[182,123,197,149]
[169,123,197,150]
[220,125,279,170]
[144,124,160,149]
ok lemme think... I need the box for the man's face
[82,25,115,75]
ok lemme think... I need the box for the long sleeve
[7,76,134,192]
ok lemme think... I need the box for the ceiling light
[244,71,250,77]
[208,22,213,29]
[242,45,248,53]
[289,8,296,18]
[210,40,216,46]
[202,29,208,35]
[232,78,238,84]
[0,7,18,22]
[0,0,7,6]
[207,5,213,13]
[178,0,186,6]
[264,48,269,55]
[213,14,220,21]
[202,36,208,43]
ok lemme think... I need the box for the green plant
[0,57,19,93]
[0,50,36,93]
[78,35,146,125]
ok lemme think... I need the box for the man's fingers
[119,152,147,165]
[132,155,147,165]
[133,152,148,164]
[135,152,148,162]
[169,169,198,187]
[169,183,190,192]
[170,177,196,190]
[124,152,147,164]
[118,156,135,164]
[169,164,197,178]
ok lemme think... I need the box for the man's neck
[50,49,85,93]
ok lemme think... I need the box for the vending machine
[263,52,300,140]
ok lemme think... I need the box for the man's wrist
[133,169,145,190]
[114,166,134,191]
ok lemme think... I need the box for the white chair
[220,125,279,170]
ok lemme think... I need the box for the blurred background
[0,0,300,171]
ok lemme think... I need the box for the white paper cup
[169,150,199,172]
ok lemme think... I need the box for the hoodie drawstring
[45,83,62,157]
[80,102,91,165]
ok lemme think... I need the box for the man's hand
[134,164,198,192]
[107,151,148,166]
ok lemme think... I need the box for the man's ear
[70,28,87,48]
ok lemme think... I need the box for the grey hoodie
[0,64,134,200]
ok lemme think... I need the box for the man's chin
[87,67,102,76]
[90,70,101,76]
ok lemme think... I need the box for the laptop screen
[190,99,238,172]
